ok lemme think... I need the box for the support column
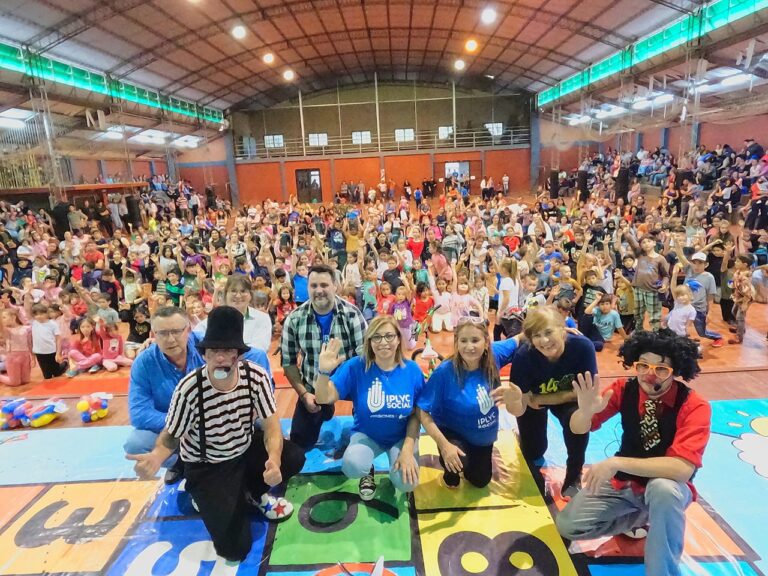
[149,160,157,176]
[279,160,287,202]
[529,112,540,191]
[166,152,178,181]
[374,72,381,152]
[298,89,307,157]
[661,127,670,150]
[98,159,107,180]
[224,130,240,206]
[635,131,643,152]
[452,80,457,149]
[691,121,701,149]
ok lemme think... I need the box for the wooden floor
[2,300,766,431]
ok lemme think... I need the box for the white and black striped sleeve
[245,361,276,419]
[165,370,199,439]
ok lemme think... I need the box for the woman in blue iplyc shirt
[419,316,526,488]
[315,316,427,502]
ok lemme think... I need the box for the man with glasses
[124,306,203,484]
[557,329,711,576]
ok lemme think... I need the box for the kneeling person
[556,329,711,576]
[128,306,305,563]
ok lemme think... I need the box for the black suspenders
[194,362,257,463]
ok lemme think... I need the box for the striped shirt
[165,361,275,463]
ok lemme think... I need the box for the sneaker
[88,364,102,373]
[623,526,648,539]
[359,472,376,501]
[164,459,184,485]
[255,493,293,521]
[66,368,80,378]
[561,476,582,500]
[442,471,461,489]
[711,338,724,348]
[727,337,743,344]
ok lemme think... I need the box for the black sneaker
[561,472,582,500]
[442,471,461,488]
[359,470,376,501]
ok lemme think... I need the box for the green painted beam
[0,41,225,124]
[537,0,768,107]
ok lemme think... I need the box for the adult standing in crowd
[281,264,367,450]
[128,306,305,564]
[510,306,598,497]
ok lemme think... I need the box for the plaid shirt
[281,296,367,392]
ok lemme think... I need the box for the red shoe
[712,339,724,348]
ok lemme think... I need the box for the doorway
[296,169,322,203]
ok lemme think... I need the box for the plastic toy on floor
[14,398,68,428]
[0,398,27,429]
[77,392,113,423]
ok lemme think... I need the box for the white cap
[691,252,707,261]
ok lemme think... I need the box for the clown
[556,329,711,576]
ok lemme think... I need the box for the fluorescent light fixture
[454,59,466,71]
[653,93,674,105]
[232,25,247,39]
[283,69,295,81]
[465,39,478,52]
[595,106,626,119]
[0,108,34,120]
[632,99,651,110]
[721,73,752,86]
[263,53,275,64]
[567,114,591,126]
[102,131,124,140]
[710,67,741,78]
[485,74,495,80]
[0,118,25,129]
[481,7,497,24]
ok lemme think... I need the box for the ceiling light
[595,106,626,119]
[231,25,246,40]
[721,73,752,86]
[102,131,124,140]
[632,99,651,110]
[283,69,295,81]
[465,39,478,53]
[485,74,495,80]
[0,118,25,130]
[652,93,674,105]
[263,52,275,64]
[454,59,466,71]
[567,115,591,126]
[481,7,497,24]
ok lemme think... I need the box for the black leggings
[438,429,494,488]
[516,401,588,489]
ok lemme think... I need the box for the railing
[234,126,531,160]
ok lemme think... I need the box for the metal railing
[234,126,531,160]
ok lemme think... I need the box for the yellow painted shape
[0,480,159,575]
[751,416,768,436]
[417,506,579,576]
[414,431,543,510]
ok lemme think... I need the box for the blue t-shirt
[294,274,308,302]
[332,357,427,448]
[421,338,518,446]
[510,333,597,396]
[314,309,334,342]
[592,309,623,340]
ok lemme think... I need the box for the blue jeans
[557,478,692,576]
[342,432,419,492]
[694,310,721,341]
[123,428,178,468]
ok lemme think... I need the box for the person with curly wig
[556,329,711,576]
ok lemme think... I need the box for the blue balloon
[685,279,703,293]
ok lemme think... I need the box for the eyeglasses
[154,327,187,339]
[370,333,399,344]
[633,361,673,379]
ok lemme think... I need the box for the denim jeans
[557,478,692,576]
[342,432,420,492]
[123,428,178,468]
[693,309,721,341]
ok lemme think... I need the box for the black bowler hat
[196,306,249,353]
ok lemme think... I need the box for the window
[438,126,454,139]
[308,133,328,146]
[352,131,372,145]
[264,134,284,148]
[395,128,415,142]
[484,122,503,136]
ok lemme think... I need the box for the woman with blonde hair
[510,305,598,498]
[419,316,524,488]
[316,316,427,501]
